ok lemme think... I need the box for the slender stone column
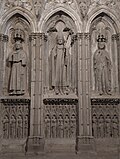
[112,34,118,93]
[76,33,96,157]
[27,33,46,153]
[0,35,8,96]
[117,33,120,93]
[0,34,8,145]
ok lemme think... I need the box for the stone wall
[0,0,120,157]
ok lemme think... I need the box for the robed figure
[8,28,27,95]
[49,33,70,95]
[93,35,112,95]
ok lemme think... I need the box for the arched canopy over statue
[8,28,27,95]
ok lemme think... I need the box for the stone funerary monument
[0,0,120,158]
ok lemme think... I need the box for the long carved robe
[8,49,27,95]
[93,49,111,95]
[49,42,70,94]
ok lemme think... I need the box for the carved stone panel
[91,98,119,138]
[44,98,77,139]
[1,98,30,139]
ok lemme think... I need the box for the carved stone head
[13,28,25,42]
[97,34,107,49]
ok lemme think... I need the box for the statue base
[25,136,45,155]
[76,136,97,159]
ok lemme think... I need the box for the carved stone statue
[3,116,9,139]
[105,115,111,137]
[10,115,16,139]
[49,33,70,95]
[93,35,112,95]
[45,115,51,138]
[64,115,70,138]
[8,28,27,95]
[58,115,64,138]
[17,115,23,138]
[98,115,104,138]
[24,115,28,137]
[51,115,57,138]
[112,115,119,137]
[92,115,98,138]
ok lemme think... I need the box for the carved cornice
[43,98,78,105]
[91,98,120,105]
[0,34,8,42]
[76,33,84,40]
[1,97,30,104]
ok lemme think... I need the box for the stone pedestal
[26,136,45,154]
[76,136,97,159]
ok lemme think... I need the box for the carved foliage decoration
[92,99,119,138]
[4,0,32,11]
[44,100,77,138]
[45,0,77,10]
[44,12,77,96]
[2,99,30,139]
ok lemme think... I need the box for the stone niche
[0,13,32,153]
[90,12,120,141]
[90,13,119,96]
[42,11,78,151]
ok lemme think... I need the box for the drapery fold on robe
[8,50,27,95]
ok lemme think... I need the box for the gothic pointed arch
[38,7,82,32]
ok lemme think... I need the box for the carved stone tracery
[91,98,119,138]
[44,98,77,138]
[1,98,30,139]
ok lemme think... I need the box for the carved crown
[13,28,25,42]
[97,34,107,42]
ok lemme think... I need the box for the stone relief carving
[2,99,30,139]
[4,0,32,11]
[8,28,27,96]
[78,0,91,18]
[92,101,119,138]
[45,18,77,96]
[45,0,76,10]
[93,34,112,95]
[44,103,76,138]
[34,1,42,19]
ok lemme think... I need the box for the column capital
[76,33,84,40]
[0,34,8,42]
[29,33,47,41]
[84,33,91,40]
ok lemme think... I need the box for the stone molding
[91,98,120,105]
[43,98,78,105]
[1,97,30,104]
